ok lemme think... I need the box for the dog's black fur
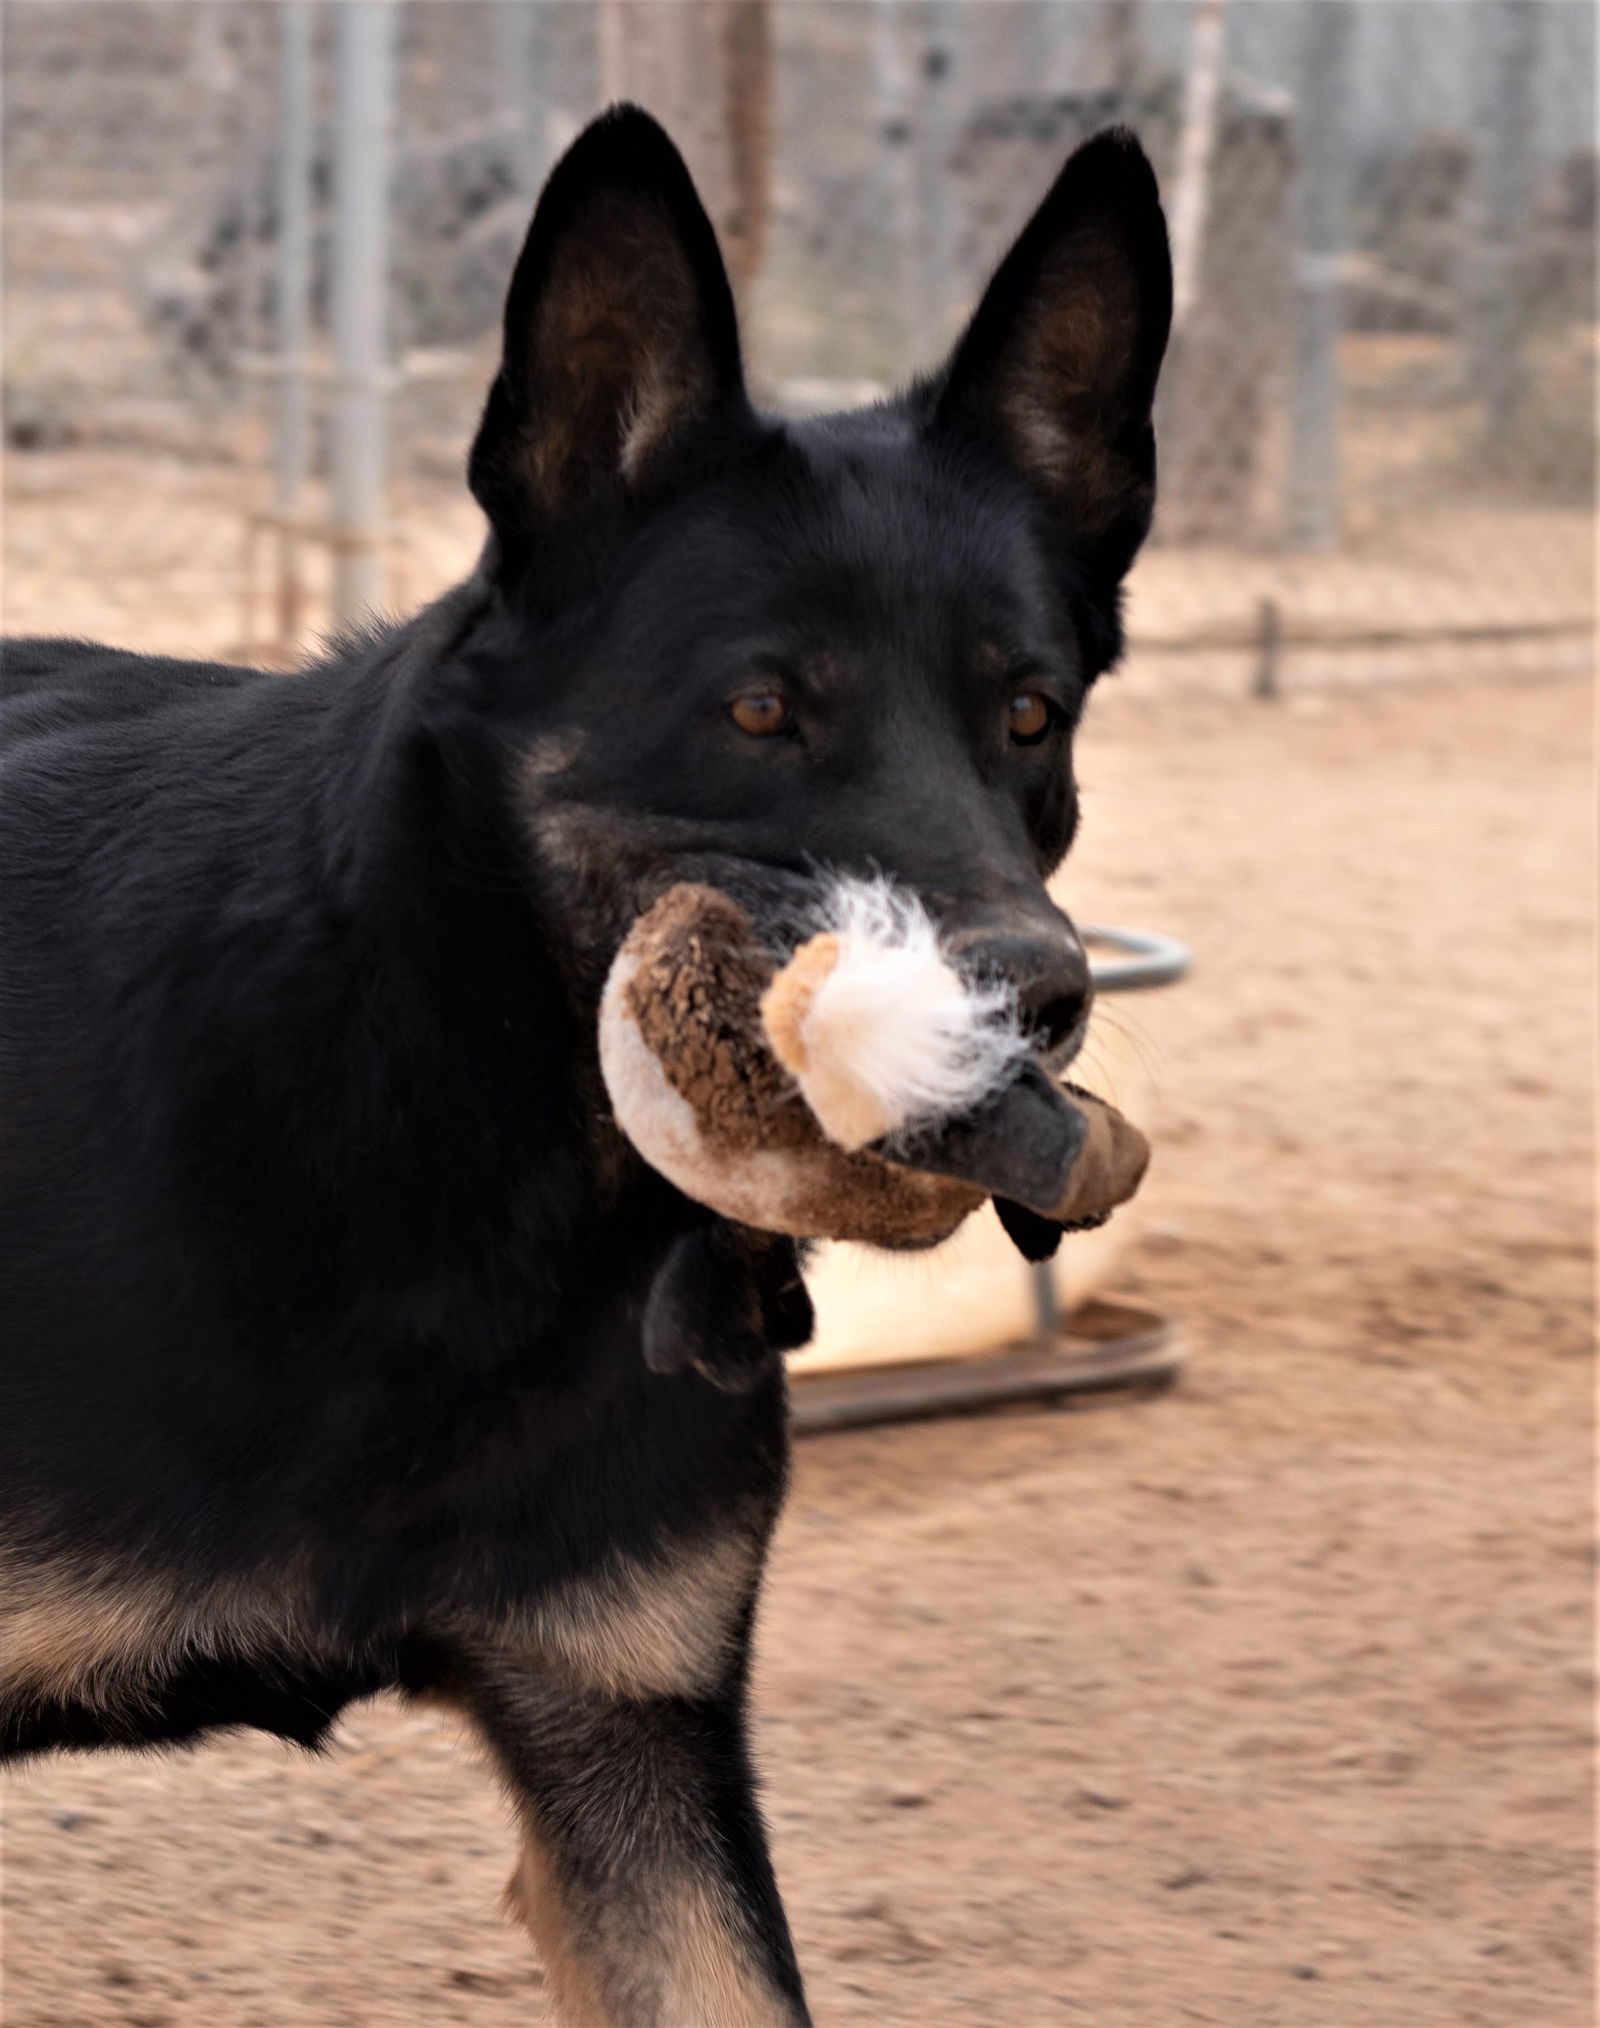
[0,108,1169,2023]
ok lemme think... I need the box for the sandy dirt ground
[0,466,1591,2026]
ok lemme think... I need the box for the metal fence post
[1098,0,1144,101]
[330,0,396,630]
[1285,0,1355,553]
[1464,0,1540,437]
[191,5,236,175]
[916,0,962,349]
[1169,0,1230,338]
[494,0,550,202]
[274,0,315,644]
[597,0,626,105]
[871,0,921,379]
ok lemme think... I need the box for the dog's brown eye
[1008,691,1053,745]
[728,690,793,739]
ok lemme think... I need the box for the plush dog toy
[600,881,1150,1262]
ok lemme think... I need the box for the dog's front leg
[468,1663,811,2027]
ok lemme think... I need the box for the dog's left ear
[469,105,749,576]
[932,127,1172,627]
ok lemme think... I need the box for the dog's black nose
[956,932,1093,1059]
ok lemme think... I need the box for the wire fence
[3,0,1594,689]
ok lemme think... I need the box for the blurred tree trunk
[597,0,772,301]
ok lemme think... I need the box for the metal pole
[1017,0,1064,96]
[1169,0,1229,336]
[598,0,627,105]
[1031,1262,1060,1340]
[1285,0,1355,553]
[917,0,962,349]
[330,0,396,629]
[192,5,235,174]
[494,0,548,201]
[720,0,774,304]
[1252,596,1282,700]
[872,0,921,378]
[1464,0,1540,436]
[1099,0,1144,103]
[275,0,315,644]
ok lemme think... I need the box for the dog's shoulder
[2,634,265,708]
[0,636,277,764]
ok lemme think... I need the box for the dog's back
[2,635,261,730]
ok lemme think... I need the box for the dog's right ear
[468,105,748,577]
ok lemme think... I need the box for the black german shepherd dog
[0,109,1169,2024]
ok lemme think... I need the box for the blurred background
[3,0,1594,686]
[2,9,1593,2027]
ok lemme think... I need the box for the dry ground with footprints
[0,451,1591,2026]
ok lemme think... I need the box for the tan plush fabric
[1051,1086,1151,1226]
[760,931,907,1152]
[758,931,841,1080]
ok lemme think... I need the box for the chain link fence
[4,0,1594,687]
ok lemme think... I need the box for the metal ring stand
[791,927,1194,1435]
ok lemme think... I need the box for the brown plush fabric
[614,883,1149,1250]
[621,886,983,1248]
[778,1157,983,1252]
[624,885,793,1156]
[1050,1085,1151,1226]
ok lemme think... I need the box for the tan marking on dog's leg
[523,1531,761,1702]
[1,1587,166,1706]
[0,1546,218,1712]
[0,1546,315,1719]
[505,1821,625,2028]
[504,1828,803,2028]
[656,1878,804,2028]
[465,1538,809,2026]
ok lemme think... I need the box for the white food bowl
[789,926,1190,1377]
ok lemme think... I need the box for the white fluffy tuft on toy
[759,876,1029,1154]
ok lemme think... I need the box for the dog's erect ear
[469,105,747,567]
[932,127,1171,607]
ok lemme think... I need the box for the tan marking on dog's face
[521,797,614,882]
[0,1545,315,1721]
[522,730,588,782]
